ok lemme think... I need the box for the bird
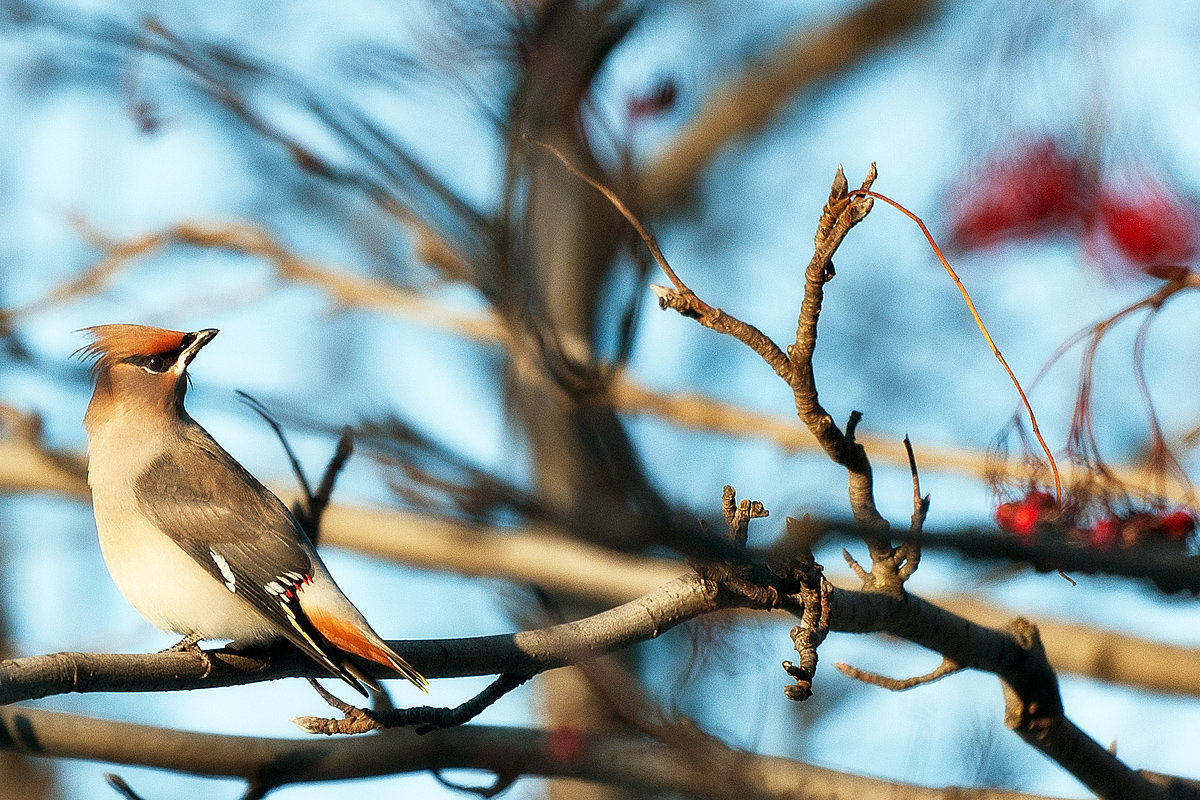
[80,323,427,697]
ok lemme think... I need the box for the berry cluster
[950,138,1199,277]
[995,488,1196,551]
[994,490,1058,538]
[1083,509,1196,551]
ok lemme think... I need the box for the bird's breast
[87,416,277,645]
[91,490,276,643]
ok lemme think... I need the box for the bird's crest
[77,324,188,376]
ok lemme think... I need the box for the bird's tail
[306,605,429,693]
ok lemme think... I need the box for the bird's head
[80,324,218,425]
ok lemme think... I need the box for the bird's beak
[172,328,219,375]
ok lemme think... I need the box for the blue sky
[2,1,1200,797]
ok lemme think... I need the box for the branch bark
[0,708,1073,800]
[1,569,1191,797]
[4,427,1200,698]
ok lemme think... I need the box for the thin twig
[104,774,148,800]
[236,391,313,506]
[293,673,532,735]
[836,657,962,690]
[432,770,517,798]
[307,426,355,543]
[849,188,1061,503]
[900,435,926,581]
[529,137,685,292]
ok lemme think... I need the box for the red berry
[1010,503,1040,537]
[1088,517,1121,550]
[995,501,1020,531]
[996,490,1057,538]
[1157,510,1195,542]
[1098,177,1198,273]
[950,139,1091,250]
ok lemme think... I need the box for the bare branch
[8,219,1191,506]
[0,708,1072,800]
[295,672,530,736]
[235,391,314,507]
[900,435,926,581]
[790,166,885,533]
[836,657,961,690]
[0,569,1182,796]
[638,0,943,208]
[103,774,147,800]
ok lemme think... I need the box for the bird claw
[160,633,212,677]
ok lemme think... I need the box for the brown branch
[0,432,1183,798]
[790,166,886,532]
[999,619,1171,800]
[0,574,722,704]
[637,0,943,208]
[649,284,793,382]
[294,673,531,736]
[0,570,1186,796]
[901,435,926,581]
[5,425,1200,697]
[552,161,884,515]
[307,425,355,537]
[6,219,1190,504]
[720,484,769,546]
[782,574,831,701]
[0,708,1072,800]
[835,656,961,690]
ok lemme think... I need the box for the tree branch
[0,708,1074,800]
[5,218,1192,506]
[4,422,1200,698]
[0,569,1188,795]
[638,0,943,208]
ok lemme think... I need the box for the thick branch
[0,571,1186,796]
[0,708,1069,800]
[0,575,721,704]
[4,430,1200,696]
[638,0,942,208]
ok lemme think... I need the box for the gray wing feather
[134,429,313,576]
[134,427,368,694]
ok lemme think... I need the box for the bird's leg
[160,633,212,677]
[161,632,203,653]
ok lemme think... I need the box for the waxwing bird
[80,323,427,696]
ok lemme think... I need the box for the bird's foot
[161,633,203,653]
[160,633,212,677]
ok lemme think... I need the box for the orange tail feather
[307,606,429,692]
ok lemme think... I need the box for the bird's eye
[145,355,167,373]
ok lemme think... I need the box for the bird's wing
[133,428,369,694]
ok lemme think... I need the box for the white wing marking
[209,548,237,593]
